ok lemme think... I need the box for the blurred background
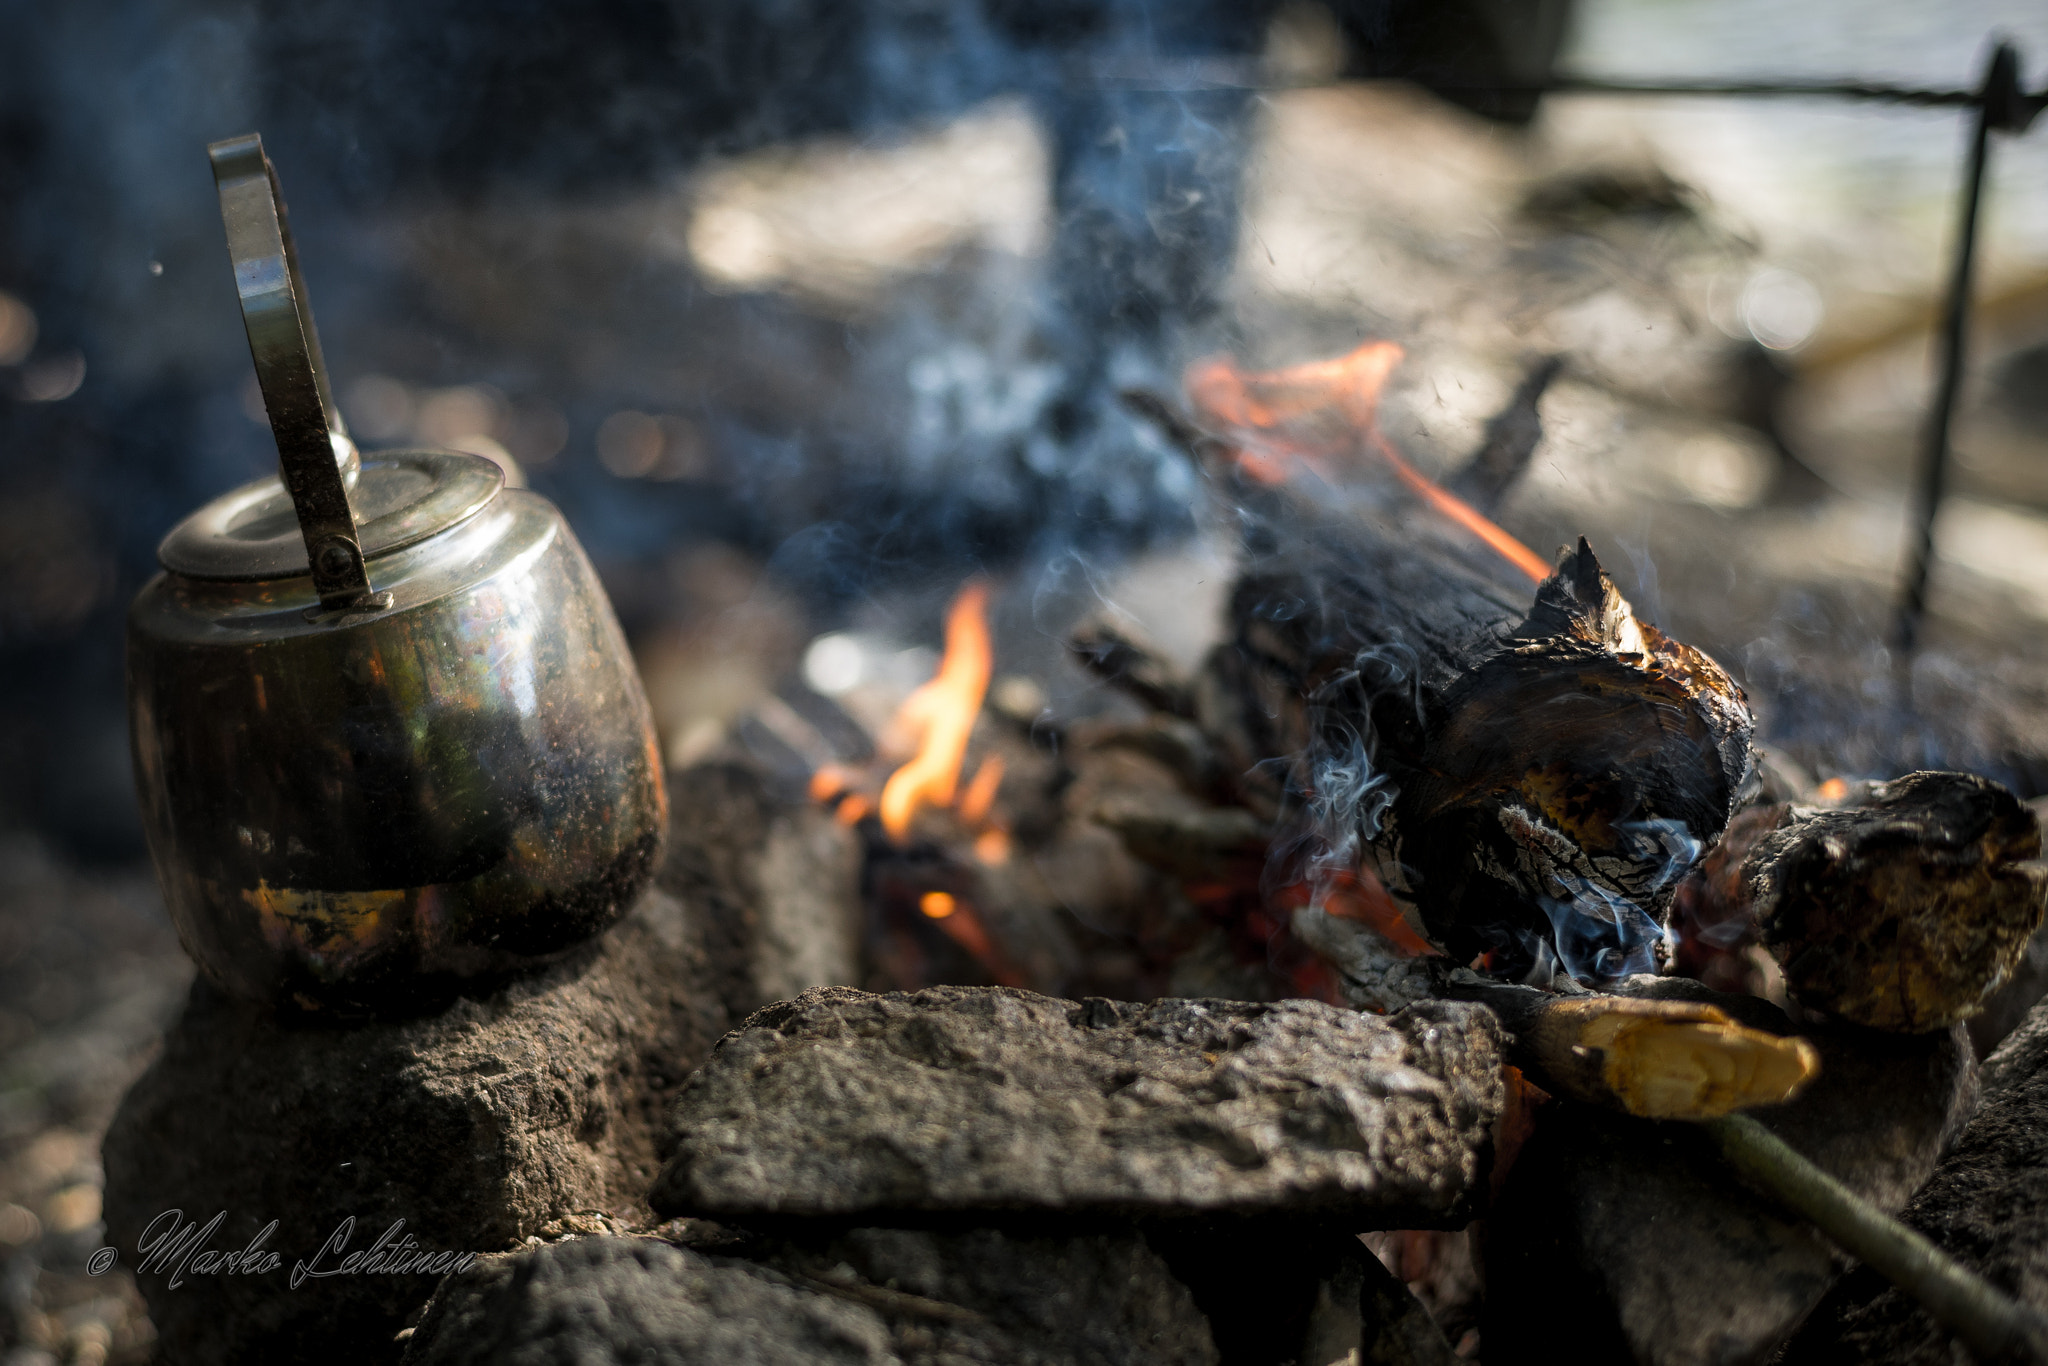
[2,1,2048,1360]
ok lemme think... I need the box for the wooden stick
[1444,977,1818,1120]
[1704,1112,2048,1365]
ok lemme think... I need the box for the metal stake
[1895,42,2029,653]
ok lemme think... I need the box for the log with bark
[1668,771,2048,1032]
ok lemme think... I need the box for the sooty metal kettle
[125,134,666,1013]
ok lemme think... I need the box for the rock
[401,1228,1220,1366]
[652,986,1505,1224]
[101,888,730,1365]
[1483,997,1977,1366]
[766,1225,1221,1366]
[401,1237,899,1366]
[1782,996,2048,1365]
[1149,1221,1457,1366]
[660,760,863,1018]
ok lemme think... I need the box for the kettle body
[128,450,667,1012]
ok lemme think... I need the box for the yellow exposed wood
[1546,997,1820,1120]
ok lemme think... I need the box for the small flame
[1186,340,1403,431]
[972,828,1011,865]
[1816,777,1849,803]
[809,765,854,802]
[879,582,995,840]
[1367,429,1550,583]
[1318,866,1440,958]
[920,890,957,919]
[958,754,1005,826]
[1186,341,1549,584]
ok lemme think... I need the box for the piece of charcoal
[1743,771,2046,1032]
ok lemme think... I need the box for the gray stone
[661,760,862,1016]
[1147,1221,1458,1366]
[652,986,1505,1224]
[1484,999,1978,1366]
[401,1228,1221,1366]
[401,1238,900,1366]
[771,1226,1221,1366]
[1782,996,2048,1365]
[102,888,731,1365]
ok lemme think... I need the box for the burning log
[1670,771,2048,1032]
[1217,494,1756,984]
[1107,343,1764,998]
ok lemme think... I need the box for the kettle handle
[208,133,386,612]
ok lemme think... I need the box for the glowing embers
[1185,341,1550,583]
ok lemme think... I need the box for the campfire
[100,319,2048,1365]
[35,13,2048,1366]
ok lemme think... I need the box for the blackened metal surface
[127,489,666,1013]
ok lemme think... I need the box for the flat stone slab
[401,1228,1221,1366]
[651,986,1504,1223]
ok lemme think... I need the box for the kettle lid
[157,448,505,582]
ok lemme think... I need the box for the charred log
[1674,772,2048,1032]
[1213,464,1756,982]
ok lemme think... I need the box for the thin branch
[1703,1112,2048,1365]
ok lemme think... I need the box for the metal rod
[1894,43,2020,653]
[1080,57,2046,114]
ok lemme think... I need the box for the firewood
[1068,616,1197,719]
[1751,772,2047,1032]
[1443,974,1818,1120]
[1216,472,1757,983]
[1672,771,2048,1032]
[1447,354,1562,513]
[1121,383,1755,989]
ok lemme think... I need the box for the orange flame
[809,765,855,802]
[958,755,1005,826]
[1318,867,1440,958]
[1185,341,1549,584]
[1367,429,1550,583]
[878,582,994,840]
